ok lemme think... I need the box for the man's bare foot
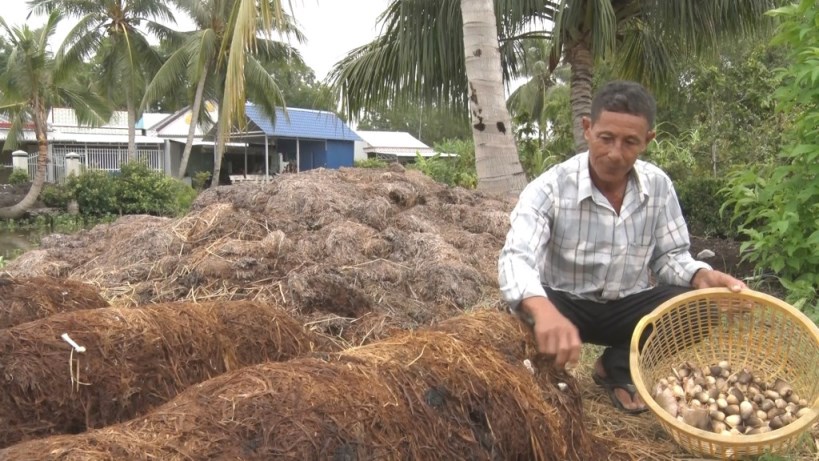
[594,357,646,413]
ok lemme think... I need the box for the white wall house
[1,108,167,183]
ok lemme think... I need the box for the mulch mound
[0,300,326,448]
[0,275,109,329]
[4,168,512,343]
[0,309,629,461]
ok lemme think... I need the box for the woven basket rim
[629,287,819,449]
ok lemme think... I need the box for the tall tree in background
[142,0,302,180]
[548,0,778,152]
[459,0,527,195]
[332,0,536,195]
[0,12,110,218]
[507,38,574,162]
[265,58,335,111]
[213,0,295,186]
[0,36,11,73]
[331,0,778,161]
[30,0,175,161]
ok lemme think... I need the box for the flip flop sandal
[592,372,648,415]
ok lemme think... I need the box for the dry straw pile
[0,310,628,461]
[5,168,511,343]
[0,275,108,329]
[0,300,324,448]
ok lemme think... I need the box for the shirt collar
[576,152,649,204]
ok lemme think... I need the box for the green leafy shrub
[675,177,737,239]
[354,158,389,169]
[646,126,700,181]
[64,163,196,217]
[412,139,477,188]
[169,178,198,215]
[67,170,118,216]
[8,168,29,185]
[40,184,72,209]
[115,162,195,216]
[192,170,212,190]
[723,0,819,311]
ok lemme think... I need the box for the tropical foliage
[141,0,302,179]
[723,0,819,312]
[0,11,110,219]
[30,0,176,159]
[331,0,779,154]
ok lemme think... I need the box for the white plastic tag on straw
[61,333,86,353]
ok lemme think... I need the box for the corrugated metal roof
[245,105,360,141]
[355,130,431,151]
[50,108,130,129]
[0,129,163,144]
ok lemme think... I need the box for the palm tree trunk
[566,40,594,153]
[461,0,527,197]
[211,120,225,188]
[126,89,137,163]
[0,108,49,219]
[178,72,208,179]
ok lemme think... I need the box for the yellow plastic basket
[630,288,819,460]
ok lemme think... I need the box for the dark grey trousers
[545,285,692,384]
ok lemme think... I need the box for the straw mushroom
[655,360,811,436]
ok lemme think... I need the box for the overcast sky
[3,0,391,80]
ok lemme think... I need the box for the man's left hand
[690,269,746,292]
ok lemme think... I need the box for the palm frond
[254,38,302,65]
[244,55,285,120]
[192,29,218,81]
[36,10,62,51]
[647,0,778,58]
[613,17,676,101]
[173,0,213,27]
[141,45,191,109]
[0,108,30,152]
[55,85,113,126]
[54,20,102,82]
[128,0,176,24]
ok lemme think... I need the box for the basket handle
[630,312,658,356]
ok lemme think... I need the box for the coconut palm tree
[549,0,777,151]
[29,0,176,161]
[212,0,294,186]
[0,12,111,219]
[142,0,304,180]
[331,0,778,163]
[331,0,537,195]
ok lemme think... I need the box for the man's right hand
[521,296,581,369]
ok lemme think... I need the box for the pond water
[0,229,39,260]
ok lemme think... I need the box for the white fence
[28,144,164,183]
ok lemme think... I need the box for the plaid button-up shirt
[498,152,710,308]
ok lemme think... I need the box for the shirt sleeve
[498,177,554,312]
[651,181,711,286]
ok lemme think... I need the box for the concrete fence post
[11,150,28,177]
[65,152,81,178]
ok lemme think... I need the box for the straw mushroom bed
[3,169,816,459]
[0,275,109,329]
[0,300,324,448]
[4,169,510,344]
[0,310,627,461]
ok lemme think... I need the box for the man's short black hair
[590,80,656,128]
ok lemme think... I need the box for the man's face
[583,110,655,185]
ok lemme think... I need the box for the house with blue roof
[239,104,361,175]
[144,103,360,182]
